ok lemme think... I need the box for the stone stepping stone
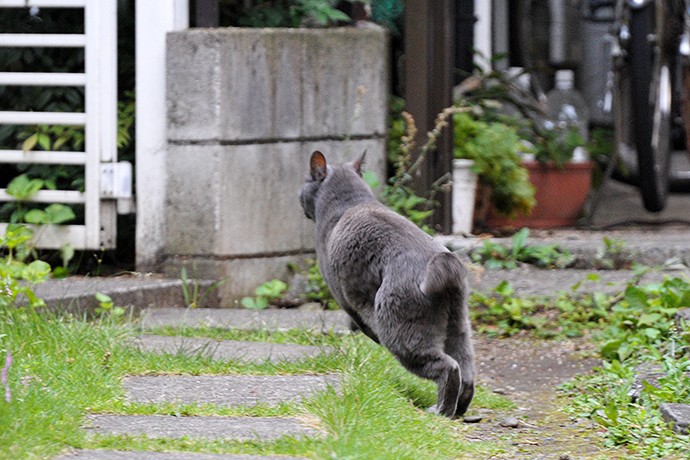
[660,403,690,434]
[131,335,332,363]
[124,374,339,407]
[84,414,319,441]
[140,308,351,335]
[55,450,306,459]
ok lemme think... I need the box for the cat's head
[299,150,366,220]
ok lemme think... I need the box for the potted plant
[485,120,593,229]
[454,64,594,230]
[452,111,536,233]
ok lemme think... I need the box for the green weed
[240,279,288,310]
[470,228,575,269]
[180,266,226,309]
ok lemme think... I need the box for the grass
[0,308,511,459]
[5,271,688,459]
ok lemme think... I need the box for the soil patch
[466,335,618,459]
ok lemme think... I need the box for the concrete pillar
[163,27,389,305]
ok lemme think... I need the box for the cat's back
[329,201,442,259]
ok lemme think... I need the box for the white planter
[452,159,478,234]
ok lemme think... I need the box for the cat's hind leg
[380,324,461,417]
[444,290,476,416]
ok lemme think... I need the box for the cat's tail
[419,252,467,298]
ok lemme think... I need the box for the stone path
[57,452,303,460]
[123,374,339,407]
[132,335,330,363]
[55,310,343,460]
[84,415,319,441]
[53,300,690,459]
[139,308,350,334]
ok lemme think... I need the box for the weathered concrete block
[165,140,385,258]
[167,27,389,142]
[163,255,308,305]
[164,26,388,304]
[660,403,690,434]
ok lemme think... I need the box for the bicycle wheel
[628,2,672,212]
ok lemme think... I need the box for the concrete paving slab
[54,450,305,459]
[123,374,339,407]
[34,275,219,314]
[131,335,332,363]
[140,308,350,334]
[84,414,320,441]
[660,403,690,434]
[439,227,690,269]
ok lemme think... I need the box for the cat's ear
[353,150,366,176]
[310,150,328,182]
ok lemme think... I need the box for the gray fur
[299,150,475,417]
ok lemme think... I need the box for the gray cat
[299,150,475,417]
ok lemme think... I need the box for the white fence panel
[0,0,122,250]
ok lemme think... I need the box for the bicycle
[610,0,688,212]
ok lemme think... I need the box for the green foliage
[19,124,84,154]
[117,91,135,151]
[377,107,465,233]
[379,183,434,233]
[6,174,43,201]
[453,112,535,216]
[0,225,51,309]
[24,203,76,225]
[0,312,511,458]
[564,351,690,458]
[594,236,632,270]
[378,101,436,232]
[94,292,125,319]
[4,175,76,225]
[241,279,288,310]
[454,58,588,168]
[470,278,609,339]
[235,0,354,27]
[301,259,338,309]
[535,124,586,167]
[470,228,575,269]
[597,277,690,362]
[386,95,407,165]
[476,270,690,457]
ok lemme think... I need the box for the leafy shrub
[453,112,535,217]
[0,225,51,309]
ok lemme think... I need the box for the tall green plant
[453,111,535,217]
[376,107,468,233]
[0,225,51,309]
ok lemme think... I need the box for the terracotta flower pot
[484,161,594,229]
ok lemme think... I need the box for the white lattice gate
[0,0,129,250]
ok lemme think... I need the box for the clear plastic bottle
[541,69,591,163]
[544,69,590,143]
